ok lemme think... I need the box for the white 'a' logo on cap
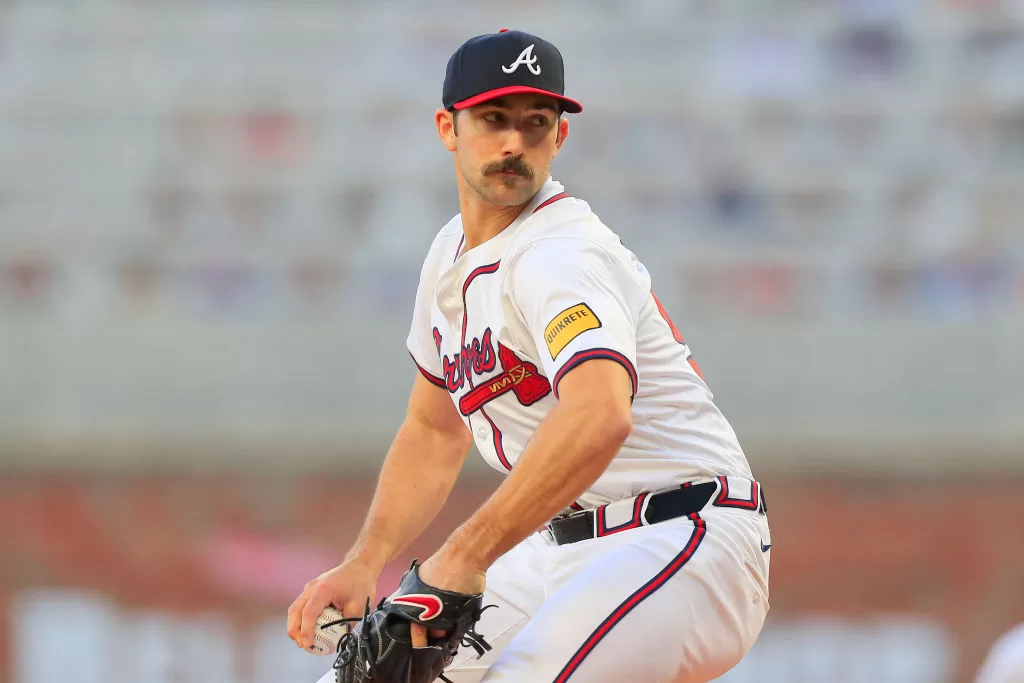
[502,44,541,76]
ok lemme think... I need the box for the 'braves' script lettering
[442,328,496,392]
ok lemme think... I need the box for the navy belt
[547,477,766,546]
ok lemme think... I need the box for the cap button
[498,28,510,33]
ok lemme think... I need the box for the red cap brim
[453,86,583,113]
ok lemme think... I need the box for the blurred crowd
[0,0,1022,325]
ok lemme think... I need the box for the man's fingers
[286,591,310,644]
[299,587,331,648]
[410,624,448,649]
[342,598,366,621]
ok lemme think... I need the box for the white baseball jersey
[313,178,770,683]
[407,178,754,506]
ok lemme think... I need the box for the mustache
[484,156,534,179]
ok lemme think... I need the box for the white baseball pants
[316,489,770,683]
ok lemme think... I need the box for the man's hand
[408,544,486,647]
[286,558,380,650]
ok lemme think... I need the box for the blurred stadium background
[0,1,1022,681]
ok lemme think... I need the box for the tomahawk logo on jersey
[407,178,752,505]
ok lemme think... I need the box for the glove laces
[329,601,497,683]
[436,604,496,682]
[330,600,376,682]
[459,604,496,657]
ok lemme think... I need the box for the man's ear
[554,117,570,152]
[436,108,458,152]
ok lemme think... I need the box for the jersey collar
[452,177,566,264]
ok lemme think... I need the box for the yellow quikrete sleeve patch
[544,303,602,359]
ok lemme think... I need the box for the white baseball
[307,606,351,656]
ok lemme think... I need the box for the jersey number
[652,293,706,382]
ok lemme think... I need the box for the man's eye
[483,112,504,124]
[531,116,549,127]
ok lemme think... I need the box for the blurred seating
[0,0,1020,323]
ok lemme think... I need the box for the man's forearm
[346,416,470,572]
[444,397,631,569]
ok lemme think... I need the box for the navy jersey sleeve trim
[410,352,446,389]
[551,348,638,399]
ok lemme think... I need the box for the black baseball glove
[330,561,492,683]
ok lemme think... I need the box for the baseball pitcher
[287,28,771,683]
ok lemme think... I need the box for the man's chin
[484,176,536,206]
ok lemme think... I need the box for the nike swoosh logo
[389,594,444,621]
[761,542,772,553]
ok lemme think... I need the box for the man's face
[437,94,570,207]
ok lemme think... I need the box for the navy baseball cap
[442,29,583,114]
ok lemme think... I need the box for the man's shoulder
[506,201,634,271]
[419,214,464,270]
[432,214,463,247]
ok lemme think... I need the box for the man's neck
[459,198,528,252]
[457,176,543,251]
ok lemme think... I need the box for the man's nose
[500,127,527,157]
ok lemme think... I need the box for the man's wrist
[344,543,391,573]
[444,518,503,571]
